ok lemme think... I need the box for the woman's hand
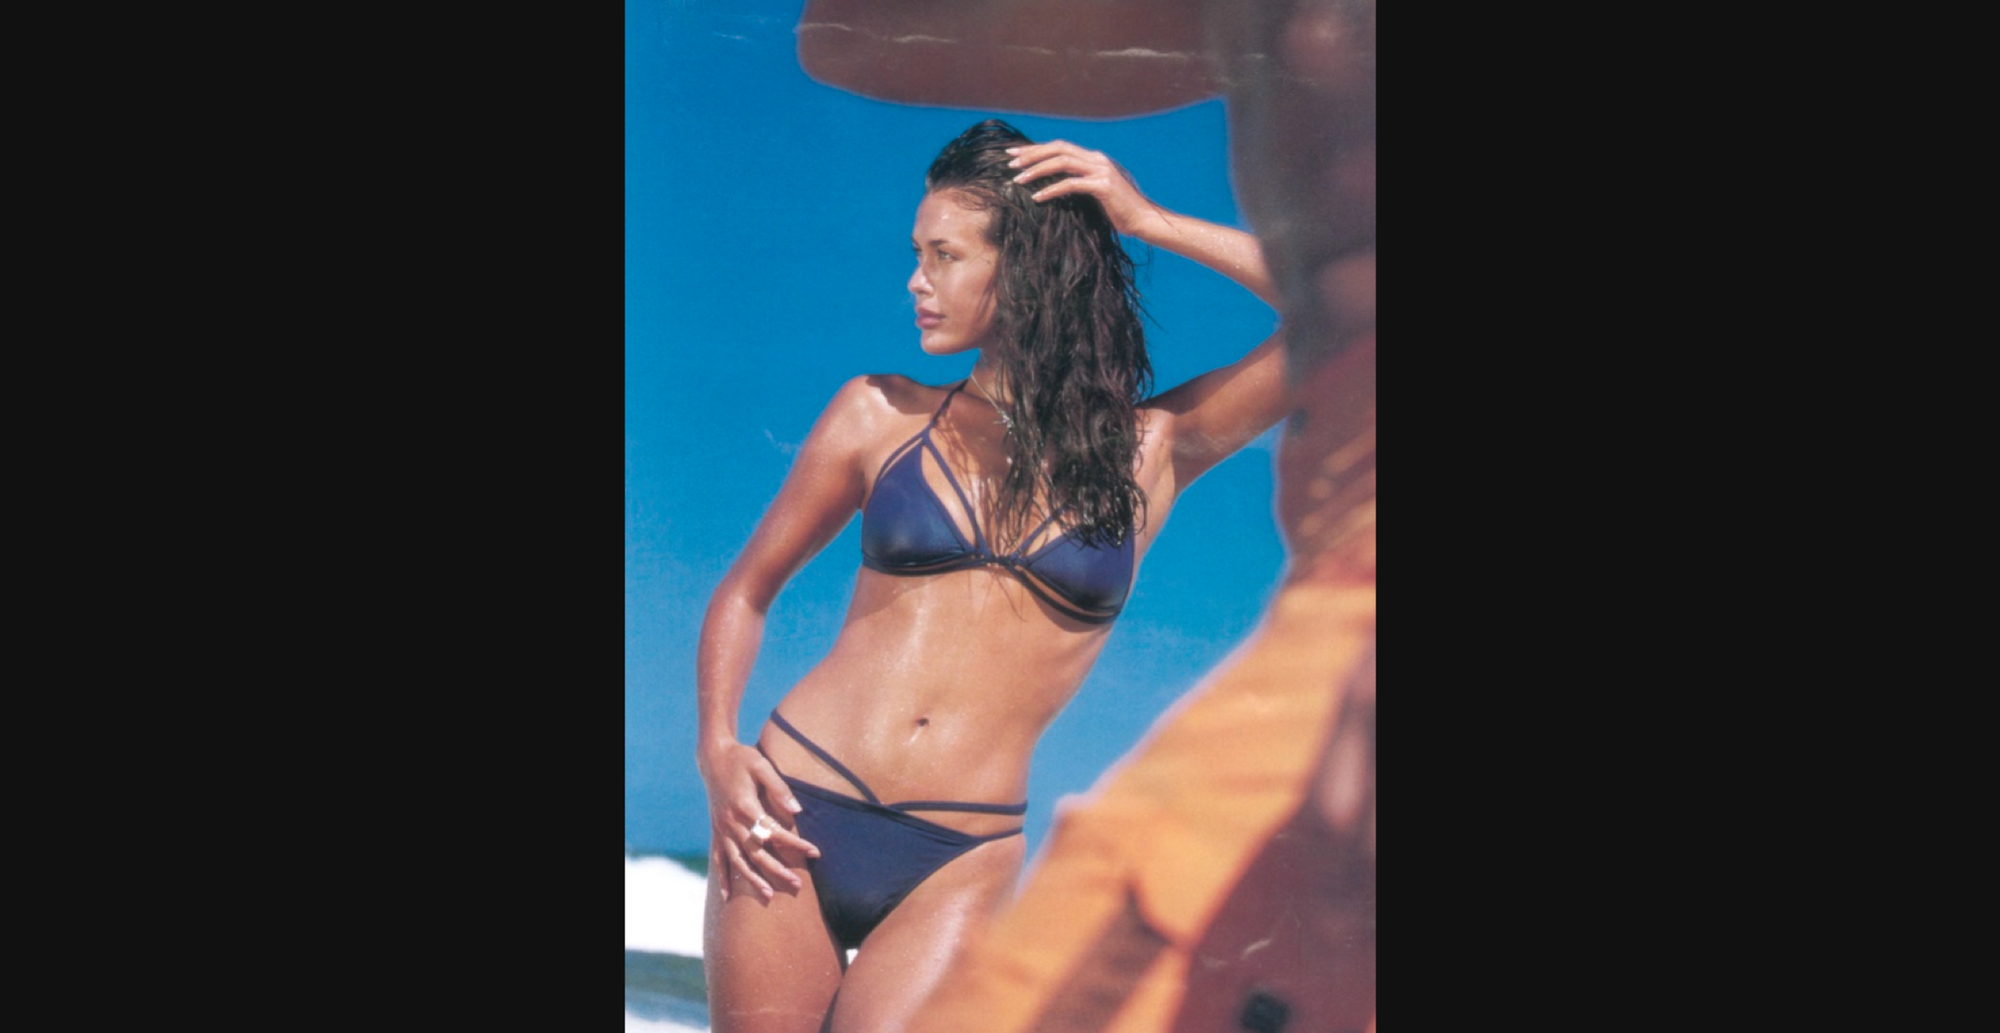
[1008,139,1276,306]
[1006,140,1164,239]
[700,741,820,902]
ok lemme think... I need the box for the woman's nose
[908,263,930,296]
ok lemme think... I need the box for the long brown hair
[924,120,1153,547]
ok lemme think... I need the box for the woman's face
[909,190,1000,356]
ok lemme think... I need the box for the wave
[626,852,709,956]
[623,1010,705,1032]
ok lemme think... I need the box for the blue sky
[625,0,1285,856]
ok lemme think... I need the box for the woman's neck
[968,359,1014,410]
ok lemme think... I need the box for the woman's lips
[916,310,943,329]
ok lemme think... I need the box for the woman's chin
[918,333,964,356]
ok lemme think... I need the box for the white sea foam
[625,854,709,957]
[624,1009,705,1032]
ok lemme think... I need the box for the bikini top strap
[923,381,967,431]
[868,382,971,488]
[1009,504,1071,560]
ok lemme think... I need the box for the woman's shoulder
[1131,403,1180,474]
[1132,399,1181,444]
[827,374,961,417]
[814,374,962,439]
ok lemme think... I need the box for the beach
[625,851,710,1030]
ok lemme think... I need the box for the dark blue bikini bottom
[763,710,1026,950]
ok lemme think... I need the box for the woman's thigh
[704,844,846,1033]
[826,834,1026,1033]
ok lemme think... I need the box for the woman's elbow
[707,572,777,624]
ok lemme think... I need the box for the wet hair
[925,119,1153,547]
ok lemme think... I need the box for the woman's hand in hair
[1008,139,1276,305]
[1005,140,1164,239]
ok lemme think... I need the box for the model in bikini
[697,119,1286,1033]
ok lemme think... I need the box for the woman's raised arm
[695,377,883,900]
[1009,140,1290,493]
[1007,140,1277,307]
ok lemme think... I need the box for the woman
[698,119,1287,1033]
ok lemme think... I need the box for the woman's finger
[723,839,776,900]
[1005,140,1091,168]
[1027,176,1102,203]
[730,808,804,893]
[743,808,817,858]
[750,762,804,816]
[733,780,782,829]
[747,840,804,892]
[1010,153,1103,188]
[736,815,805,893]
[765,822,821,859]
[1012,156,1137,205]
[712,845,729,902]
[1022,164,1155,236]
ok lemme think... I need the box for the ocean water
[625,851,710,1031]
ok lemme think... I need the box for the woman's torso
[760,377,1180,835]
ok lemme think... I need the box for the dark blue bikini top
[860,384,1135,625]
